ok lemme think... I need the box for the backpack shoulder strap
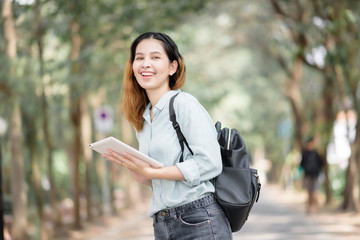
[169,93,194,162]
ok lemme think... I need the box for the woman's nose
[141,58,151,68]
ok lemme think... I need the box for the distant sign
[94,106,114,133]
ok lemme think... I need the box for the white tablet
[89,136,163,168]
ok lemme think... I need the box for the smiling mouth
[141,72,154,77]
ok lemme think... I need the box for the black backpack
[169,93,261,232]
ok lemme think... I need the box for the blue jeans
[153,194,233,240]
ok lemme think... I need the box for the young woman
[103,32,233,239]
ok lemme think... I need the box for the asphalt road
[234,186,341,240]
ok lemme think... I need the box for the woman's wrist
[145,166,185,181]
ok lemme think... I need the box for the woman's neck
[146,86,171,108]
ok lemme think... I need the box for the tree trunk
[70,96,82,229]
[34,0,62,231]
[317,73,336,205]
[69,16,84,229]
[30,145,45,238]
[333,63,360,211]
[10,103,28,240]
[80,95,93,221]
[342,117,360,212]
[285,56,304,151]
[22,106,48,239]
[327,2,360,212]
[2,0,16,59]
[40,87,63,227]
[3,0,28,239]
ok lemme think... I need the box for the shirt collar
[154,89,181,111]
[143,89,181,123]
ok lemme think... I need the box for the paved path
[71,185,359,239]
[235,187,342,240]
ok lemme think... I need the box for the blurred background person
[300,137,323,213]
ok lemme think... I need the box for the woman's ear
[170,60,178,76]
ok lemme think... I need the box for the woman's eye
[135,57,144,60]
[152,56,160,60]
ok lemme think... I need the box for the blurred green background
[0,0,359,239]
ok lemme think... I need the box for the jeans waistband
[154,194,215,221]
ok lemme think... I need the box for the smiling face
[132,38,178,96]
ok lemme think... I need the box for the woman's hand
[103,149,186,183]
[103,149,153,184]
[128,170,152,186]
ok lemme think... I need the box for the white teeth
[142,73,153,76]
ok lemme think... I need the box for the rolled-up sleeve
[174,93,222,186]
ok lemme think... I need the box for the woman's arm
[173,93,222,185]
[103,149,185,183]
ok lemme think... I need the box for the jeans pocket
[179,208,210,227]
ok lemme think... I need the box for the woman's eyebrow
[135,51,163,55]
[150,51,162,55]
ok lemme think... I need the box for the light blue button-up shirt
[136,90,222,217]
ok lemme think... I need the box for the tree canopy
[1,0,359,239]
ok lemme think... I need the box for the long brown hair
[121,32,186,132]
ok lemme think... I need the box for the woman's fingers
[124,153,150,167]
[104,149,150,168]
[103,152,122,165]
[102,149,154,181]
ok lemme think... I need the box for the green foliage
[329,165,347,200]
[1,0,360,236]
[51,150,71,198]
[1,0,213,236]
